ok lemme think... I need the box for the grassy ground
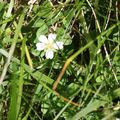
[0,0,120,120]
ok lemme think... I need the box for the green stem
[17,37,26,119]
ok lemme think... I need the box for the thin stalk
[53,40,94,90]
[13,22,33,69]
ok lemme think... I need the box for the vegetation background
[0,0,120,119]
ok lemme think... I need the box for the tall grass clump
[0,0,120,120]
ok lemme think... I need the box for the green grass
[0,0,120,120]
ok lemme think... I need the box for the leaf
[62,9,75,28]
[71,99,107,120]
[36,22,48,38]
[35,1,52,19]
[56,27,72,45]
[112,88,120,99]
[0,2,4,12]
[33,19,45,28]
[96,75,104,83]
[0,2,4,19]
[8,73,19,120]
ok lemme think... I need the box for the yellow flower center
[45,41,54,51]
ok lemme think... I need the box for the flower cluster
[36,33,63,59]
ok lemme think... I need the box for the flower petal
[38,35,48,43]
[45,50,54,59]
[36,43,45,51]
[48,33,56,42]
[53,42,63,49]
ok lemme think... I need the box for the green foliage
[0,0,120,120]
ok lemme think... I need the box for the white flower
[36,33,63,59]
